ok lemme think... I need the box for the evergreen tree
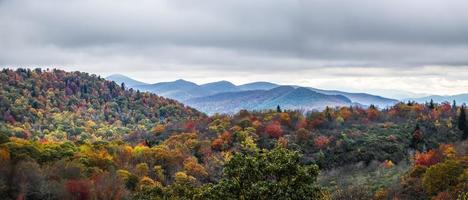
[428,99,435,109]
[464,124,468,140]
[458,105,466,131]
[276,105,282,113]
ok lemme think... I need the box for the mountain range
[106,74,468,114]
[107,74,403,114]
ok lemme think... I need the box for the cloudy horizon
[1,0,468,96]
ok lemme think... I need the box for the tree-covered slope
[0,68,204,141]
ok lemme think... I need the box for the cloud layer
[1,0,468,95]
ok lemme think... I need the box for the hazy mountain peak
[106,74,148,87]
[239,81,279,91]
[201,80,239,94]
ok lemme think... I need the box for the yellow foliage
[374,188,388,200]
[153,165,165,183]
[440,144,456,159]
[136,163,149,177]
[279,112,290,123]
[183,157,208,178]
[117,169,131,180]
[134,145,150,154]
[223,151,233,162]
[174,171,196,184]
[139,176,162,190]
[241,135,258,150]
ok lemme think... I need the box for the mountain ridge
[106,74,400,114]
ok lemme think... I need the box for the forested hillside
[0,68,203,142]
[0,69,467,199]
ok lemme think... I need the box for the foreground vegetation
[0,68,467,199]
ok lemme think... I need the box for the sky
[1,0,468,97]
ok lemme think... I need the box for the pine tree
[464,124,468,140]
[276,105,282,113]
[458,105,466,131]
[428,99,435,109]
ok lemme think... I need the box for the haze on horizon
[1,0,468,96]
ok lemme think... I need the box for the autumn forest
[0,68,466,200]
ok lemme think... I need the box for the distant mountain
[200,81,240,94]
[186,86,352,114]
[135,79,211,101]
[238,82,280,91]
[308,88,398,108]
[362,89,430,100]
[106,74,148,87]
[408,94,468,104]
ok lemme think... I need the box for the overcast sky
[1,0,468,96]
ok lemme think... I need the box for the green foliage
[202,147,325,200]
[422,159,464,195]
[0,132,9,144]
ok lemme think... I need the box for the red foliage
[265,121,283,139]
[414,149,440,167]
[439,103,451,113]
[314,135,330,150]
[295,118,307,130]
[185,120,197,132]
[309,118,323,129]
[65,180,91,200]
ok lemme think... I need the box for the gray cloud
[1,0,468,95]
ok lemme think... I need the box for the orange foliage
[367,108,379,121]
[0,147,10,161]
[414,149,440,167]
[152,124,165,134]
[381,160,394,169]
[339,107,351,120]
[211,131,232,151]
[265,121,283,139]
